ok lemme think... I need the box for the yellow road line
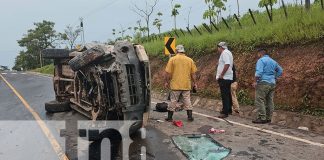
[0,74,69,160]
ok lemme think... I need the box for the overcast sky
[0,0,308,68]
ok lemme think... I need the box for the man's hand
[193,83,198,89]
[164,82,169,89]
[219,74,224,80]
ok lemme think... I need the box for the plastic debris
[298,126,309,131]
[209,128,225,134]
[157,120,164,123]
[173,120,183,127]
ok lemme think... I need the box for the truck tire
[45,100,71,113]
[42,49,70,59]
[68,46,105,71]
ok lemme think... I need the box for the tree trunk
[174,16,177,30]
[146,19,150,38]
[305,0,311,10]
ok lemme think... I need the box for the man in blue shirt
[252,48,283,124]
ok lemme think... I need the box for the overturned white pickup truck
[42,41,151,133]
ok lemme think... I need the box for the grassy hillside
[143,4,324,57]
[33,64,54,75]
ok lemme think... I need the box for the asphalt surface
[1,71,324,160]
[0,71,178,160]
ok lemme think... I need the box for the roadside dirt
[150,41,324,110]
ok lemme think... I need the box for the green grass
[33,64,54,75]
[143,4,324,57]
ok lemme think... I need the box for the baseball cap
[176,45,185,53]
[217,42,228,49]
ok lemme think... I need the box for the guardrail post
[202,23,212,33]
[249,9,257,25]
[194,25,202,35]
[180,29,186,36]
[265,5,273,22]
[222,17,231,30]
[210,22,219,31]
[174,30,180,38]
[234,14,242,28]
[281,0,288,19]
[186,27,193,36]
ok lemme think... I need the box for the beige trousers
[231,82,240,112]
[168,90,193,112]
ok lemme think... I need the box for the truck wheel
[68,46,105,71]
[42,49,70,59]
[45,100,71,113]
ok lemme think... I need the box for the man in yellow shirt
[164,45,197,122]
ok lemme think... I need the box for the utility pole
[237,0,240,17]
[80,17,85,45]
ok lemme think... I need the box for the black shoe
[165,111,173,122]
[187,110,194,122]
[252,119,268,124]
[218,114,228,118]
[266,120,271,123]
[220,110,232,115]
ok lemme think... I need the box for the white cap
[217,42,228,49]
[176,44,185,53]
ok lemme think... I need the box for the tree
[258,0,278,17]
[153,12,163,34]
[131,0,159,38]
[60,25,82,49]
[203,0,227,24]
[15,20,58,69]
[171,1,181,30]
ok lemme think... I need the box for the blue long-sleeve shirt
[255,55,283,84]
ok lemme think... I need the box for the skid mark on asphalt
[0,74,69,160]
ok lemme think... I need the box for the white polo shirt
[216,49,233,80]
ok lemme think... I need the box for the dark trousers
[218,79,233,115]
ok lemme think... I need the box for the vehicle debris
[209,128,225,134]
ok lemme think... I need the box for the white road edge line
[193,111,324,148]
[151,101,324,148]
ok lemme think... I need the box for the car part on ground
[45,100,71,113]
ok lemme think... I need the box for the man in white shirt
[216,42,234,118]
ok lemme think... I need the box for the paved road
[0,71,178,160]
[1,71,324,160]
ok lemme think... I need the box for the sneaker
[252,119,268,124]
